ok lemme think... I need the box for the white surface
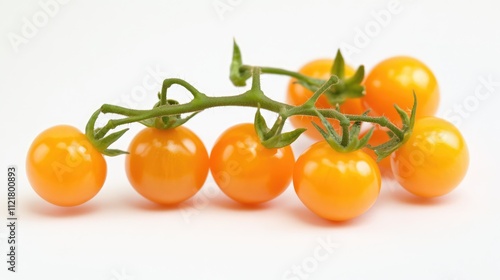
[1,0,499,279]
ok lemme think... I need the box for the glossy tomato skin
[210,123,295,205]
[126,126,209,205]
[26,125,107,207]
[294,142,381,221]
[364,56,439,125]
[391,117,469,198]
[361,126,393,176]
[287,59,365,140]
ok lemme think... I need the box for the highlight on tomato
[391,117,469,198]
[287,58,365,140]
[26,125,107,207]
[210,123,295,205]
[293,141,381,221]
[125,126,209,205]
[364,56,440,126]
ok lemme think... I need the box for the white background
[1,0,499,279]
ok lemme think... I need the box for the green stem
[160,78,205,105]
[90,76,410,156]
[103,93,290,123]
[344,114,403,140]
[241,65,320,85]
[341,123,349,146]
[304,76,338,107]
[101,104,145,116]
[98,91,403,139]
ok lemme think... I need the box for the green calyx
[85,109,129,156]
[312,110,374,153]
[368,92,417,161]
[298,79,416,156]
[312,97,416,157]
[248,67,306,149]
[297,50,365,105]
[254,108,306,149]
[140,97,199,130]
[230,39,252,87]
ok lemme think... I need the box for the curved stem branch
[240,65,320,85]
[160,78,206,105]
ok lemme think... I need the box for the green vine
[86,41,416,161]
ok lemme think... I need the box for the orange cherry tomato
[364,56,440,126]
[26,125,107,207]
[210,123,295,204]
[126,126,209,205]
[294,142,381,221]
[287,59,365,140]
[361,126,393,176]
[391,117,469,198]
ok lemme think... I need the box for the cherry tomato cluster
[26,49,469,222]
[287,57,468,220]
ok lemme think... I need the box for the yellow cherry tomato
[210,123,295,205]
[294,142,381,221]
[126,126,209,205]
[364,56,440,126]
[26,125,107,207]
[391,117,469,198]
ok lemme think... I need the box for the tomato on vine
[391,117,469,198]
[287,59,365,140]
[364,56,439,125]
[26,125,107,207]
[125,126,209,205]
[293,141,381,221]
[210,123,295,205]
